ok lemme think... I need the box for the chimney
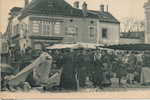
[24,0,29,7]
[100,4,105,12]
[73,1,79,9]
[82,2,87,10]
[106,4,108,12]
[82,2,88,16]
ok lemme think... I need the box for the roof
[18,0,119,24]
[10,7,23,16]
[89,10,120,23]
[10,7,22,12]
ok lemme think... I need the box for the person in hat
[60,48,78,91]
[81,49,94,84]
[143,54,150,67]
[92,49,104,89]
[73,48,86,88]
[101,63,112,87]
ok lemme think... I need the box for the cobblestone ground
[2,84,150,92]
[31,85,150,93]
[79,87,150,92]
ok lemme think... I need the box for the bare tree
[120,17,145,32]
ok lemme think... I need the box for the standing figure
[60,49,78,91]
[74,48,86,88]
[92,50,104,89]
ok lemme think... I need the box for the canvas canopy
[46,44,79,49]
[76,42,103,49]
[46,43,104,49]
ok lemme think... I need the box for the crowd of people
[3,46,150,91]
[48,47,150,91]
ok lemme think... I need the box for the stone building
[144,0,150,44]
[6,0,120,50]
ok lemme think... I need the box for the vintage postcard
[0,0,150,99]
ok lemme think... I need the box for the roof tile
[18,0,119,24]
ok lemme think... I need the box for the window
[2,42,8,53]
[16,24,20,34]
[14,25,17,34]
[54,22,61,34]
[40,20,53,35]
[43,21,49,35]
[89,26,95,40]
[66,27,78,37]
[20,23,28,38]
[32,20,40,33]
[102,28,108,38]
[46,21,51,35]
[13,24,19,35]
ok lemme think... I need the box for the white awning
[46,44,79,49]
[46,43,104,50]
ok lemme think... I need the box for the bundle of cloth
[141,67,150,85]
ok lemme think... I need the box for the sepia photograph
[0,0,150,98]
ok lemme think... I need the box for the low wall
[119,38,144,44]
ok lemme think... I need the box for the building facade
[144,0,150,44]
[6,0,120,50]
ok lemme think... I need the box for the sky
[0,0,147,33]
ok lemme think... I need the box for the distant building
[119,31,145,44]
[6,0,120,50]
[144,0,150,44]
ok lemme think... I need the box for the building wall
[10,14,120,49]
[119,38,144,44]
[28,15,65,37]
[144,1,150,44]
[27,15,120,44]
[63,17,98,43]
[98,22,120,45]
[27,15,98,44]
